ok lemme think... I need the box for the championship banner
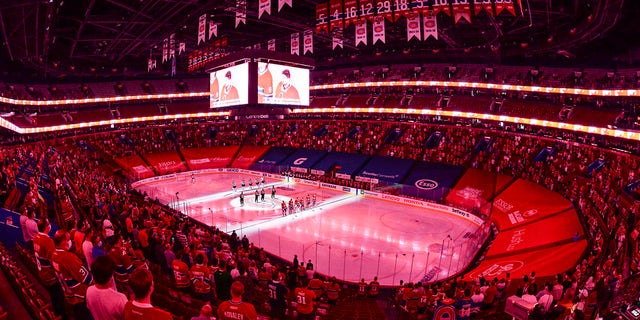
[162,38,168,62]
[432,0,451,16]
[236,0,246,27]
[278,0,292,12]
[355,21,367,46]
[198,14,206,45]
[178,42,186,55]
[422,14,438,40]
[316,3,329,33]
[303,29,313,54]
[169,33,175,59]
[496,0,515,15]
[372,16,386,44]
[329,0,344,31]
[268,38,276,51]
[259,0,271,18]
[474,0,494,16]
[406,14,421,41]
[209,22,217,39]
[453,2,471,23]
[332,33,343,50]
[290,33,299,55]
[359,0,375,22]
[343,0,358,27]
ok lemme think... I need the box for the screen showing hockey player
[257,62,309,106]
[210,63,249,108]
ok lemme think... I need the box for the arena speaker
[504,295,537,320]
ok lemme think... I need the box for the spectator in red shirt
[217,281,257,320]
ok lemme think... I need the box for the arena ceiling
[0,0,637,82]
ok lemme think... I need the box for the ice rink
[134,171,485,285]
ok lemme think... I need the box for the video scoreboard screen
[210,63,249,108]
[257,62,309,106]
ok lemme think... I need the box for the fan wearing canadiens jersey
[33,218,67,319]
[217,281,258,320]
[294,283,316,319]
[172,250,191,292]
[190,253,213,301]
[51,230,93,318]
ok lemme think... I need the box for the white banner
[407,15,421,41]
[268,39,276,51]
[290,33,299,55]
[236,0,246,27]
[278,0,292,12]
[178,42,186,55]
[355,21,367,46]
[373,17,385,44]
[259,0,271,18]
[169,33,175,59]
[303,29,313,54]
[162,38,168,62]
[423,14,438,40]
[147,58,153,72]
[209,21,217,39]
[198,14,206,45]
[332,35,343,50]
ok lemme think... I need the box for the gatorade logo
[293,158,308,165]
[415,179,438,190]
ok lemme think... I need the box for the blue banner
[401,162,465,201]
[279,149,328,171]
[355,156,414,184]
[310,152,371,177]
[250,147,296,173]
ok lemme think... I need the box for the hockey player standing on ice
[248,178,253,189]
[239,192,244,206]
[232,181,236,192]
[271,185,276,199]
[241,179,246,190]
[260,188,265,202]
[255,189,259,203]
[261,176,265,186]
[281,201,287,216]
